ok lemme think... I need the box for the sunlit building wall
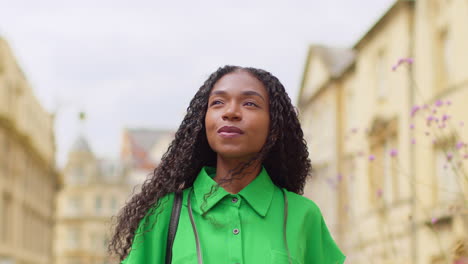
[0,37,60,264]
[120,128,174,191]
[299,0,468,263]
[54,137,131,264]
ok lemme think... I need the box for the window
[91,232,99,251]
[70,167,84,184]
[102,235,109,250]
[67,196,82,216]
[436,29,452,91]
[369,137,398,205]
[68,257,82,264]
[382,139,397,203]
[67,228,80,249]
[95,195,102,214]
[434,148,461,204]
[344,156,357,218]
[0,131,5,177]
[110,196,118,212]
[0,53,4,73]
[3,137,10,181]
[376,50,387,100]
[345,84,358,133]
[1,195,12,243]
[368,118,398,206]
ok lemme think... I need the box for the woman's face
[205,70,270,160]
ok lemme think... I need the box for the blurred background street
[0,0,467,263]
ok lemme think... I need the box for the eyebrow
[210,90,266,102]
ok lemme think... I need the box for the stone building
[54,136,130,264]
[298,0,468,263]
[0,37,60,264]
[120,128,174,190]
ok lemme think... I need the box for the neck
[214,155,262,194]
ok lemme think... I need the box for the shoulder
[282,188,323,219]
[134,191,181,235]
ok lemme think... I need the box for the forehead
[210,71,268,97]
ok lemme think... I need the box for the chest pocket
[171,253,197,264]
[270,250,303,264]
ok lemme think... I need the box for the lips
[217,126,244,136]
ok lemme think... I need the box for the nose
[222,104,241,121]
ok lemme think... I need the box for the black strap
[165,192,182,264]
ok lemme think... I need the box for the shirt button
[232,228,240,235]
[232,197,238,203]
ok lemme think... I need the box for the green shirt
[122,166,345,264]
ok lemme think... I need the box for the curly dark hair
[108,65,312,261]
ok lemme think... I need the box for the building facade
[120,128,174,190]
[0,37,60,264]
[299,0,468,263]
[54,136,131,264]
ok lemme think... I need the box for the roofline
[297,45,356,107]
[297,45,316,106]
[353,0,415,50]
[298,1,414,107]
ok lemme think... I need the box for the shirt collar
[190,166,275,217]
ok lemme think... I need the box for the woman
[109,66,346,264]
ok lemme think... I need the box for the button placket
[229,202,243,264]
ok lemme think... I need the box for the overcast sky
[0,0,394,166]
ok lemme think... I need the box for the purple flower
[442,114,450,122]
[410,124,415,129]
[456,142,465,150]
[435,100,444,107]
[431,217,438,224]
[411,105,420,117]
[326,178,336,189]
[376,189,383,197]
[426,116,435,126]
[446,100,452,106]
[390,149,398,157]
[411,138,416,144]
[337,174,343,181]
[447,153,453,161]
[392,57,414,71]
[369,155,375,161]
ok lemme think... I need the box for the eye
[209,100,223,106]
[244,101,258,107]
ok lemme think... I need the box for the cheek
[204,112,217,138]
[255,115,270,140]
